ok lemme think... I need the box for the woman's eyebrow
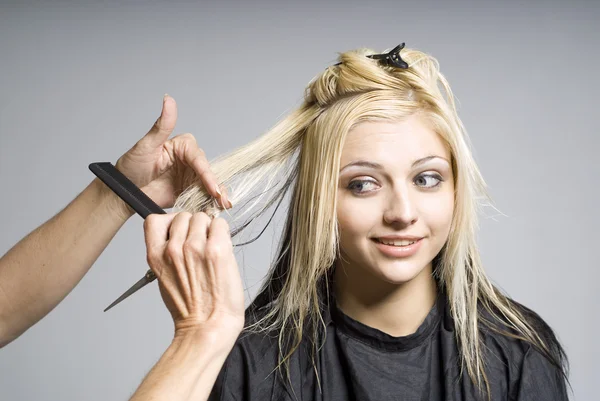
[411,155,450,168]
[340,155,449,172]
[339,161,383,172]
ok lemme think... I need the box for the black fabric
[208,290,568,401]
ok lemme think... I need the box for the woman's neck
[333,262,438,337]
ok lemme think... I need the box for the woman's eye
[414,173,443,188]
[347,179,378,194]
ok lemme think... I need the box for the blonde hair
[174,45,568,398]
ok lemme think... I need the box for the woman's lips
[372,237,424,258]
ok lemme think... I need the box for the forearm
[0,178,132,347]
[130,330,235,401]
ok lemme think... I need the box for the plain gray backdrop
[0,1,597,400]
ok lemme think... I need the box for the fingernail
[163,93,169,101]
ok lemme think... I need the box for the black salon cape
[208,293,568,401]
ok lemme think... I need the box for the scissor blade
[104,270,156,312]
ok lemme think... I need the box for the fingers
[144,213,176,255]
[205,217,244,321]
[183,213,212,296]
[186,212,211,249]
[165,213,193,298]
[144,95,178,148]
[205,217,233,274]
[207,217,231,247]
[175,133,233,209]
[144,211,243,335]
[144,213,177,277]
[168,212,192,249]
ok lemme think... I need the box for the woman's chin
[373,260,431,285]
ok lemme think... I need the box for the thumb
[143,94,178,148]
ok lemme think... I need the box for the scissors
[89,162,166,312]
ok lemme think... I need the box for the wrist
[173,322,242,355]
[89,178,135,222]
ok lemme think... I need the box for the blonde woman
[1,43,567,400]
[163,43,569,400]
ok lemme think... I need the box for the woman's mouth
[372,237,424,257]
[374,238,418,246]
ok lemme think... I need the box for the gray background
[0,0,597,400]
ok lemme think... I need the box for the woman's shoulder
[473,296,571,399]
[477,297,569,385]
[478,296,564,355]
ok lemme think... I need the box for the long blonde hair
[174,45,568,397]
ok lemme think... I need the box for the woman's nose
[382,188,418,226]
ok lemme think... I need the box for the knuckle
[192,212,210,224]
[144,214,159,228]
[194,148,206,159]
[206,238,231,261]
[176,211,192,220]
[165,242,181,260]
[214,216,230,230]
[212,218,232,240]
[146,246,161,266]
[182,240,201,258]
[153,120,168,134]
[205,243,223,261]
[181,132,196,142]
[146,251,157,266]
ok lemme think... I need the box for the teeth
[377,239,417,246]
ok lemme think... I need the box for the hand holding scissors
[89,94,233,311]
[143,212,244,337]
[89,160,233,312]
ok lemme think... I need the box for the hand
[111,95,232,218]
[144,212,245,342]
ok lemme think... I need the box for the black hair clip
[367,43,408,68]
[334,43,408,68]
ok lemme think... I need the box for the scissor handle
[145,269,157,282]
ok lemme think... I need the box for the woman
[133,44,569,400]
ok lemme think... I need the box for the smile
[372,237,424,257]
[374,238,417,246]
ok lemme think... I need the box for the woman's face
[336,115,455,285]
